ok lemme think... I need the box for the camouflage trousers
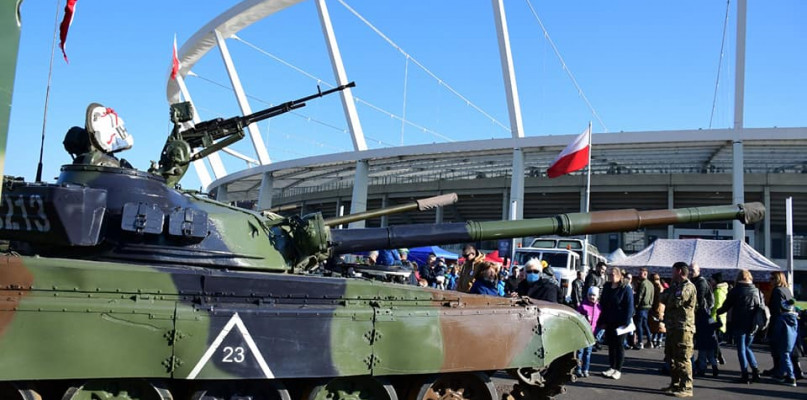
[665,329,694,392]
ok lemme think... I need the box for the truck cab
[513,247,581,303]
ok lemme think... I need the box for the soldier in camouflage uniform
[660,261,697,398]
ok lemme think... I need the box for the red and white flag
[547,126,591,178]
[171,34,181,80]
[59,0,78,63]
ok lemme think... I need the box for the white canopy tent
[610,239,783,281]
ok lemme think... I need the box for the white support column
[316,0,367,151]
[491,0,525,139]
[174,73,222,185]
[732,0,747,241]
[764,185,771,257]
[509,148,524,221]
[216,184,228,203]
[349,160,369,228]
[214,30,271,165]
[256,171,274,211]
[668,186,675,239]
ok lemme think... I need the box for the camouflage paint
[0,0,23,198]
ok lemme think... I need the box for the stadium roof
[211,127,807,202]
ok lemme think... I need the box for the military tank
[0,73,767,399]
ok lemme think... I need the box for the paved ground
[493,342,805,399]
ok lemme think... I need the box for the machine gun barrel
[185,81,356,149]
[328,202,765,254]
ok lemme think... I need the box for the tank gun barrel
[323,193,458,227]
[328,202,765,254]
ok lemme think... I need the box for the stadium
[167,0,807,294]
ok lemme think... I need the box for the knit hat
[588,286,600,297]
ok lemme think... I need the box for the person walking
[649,273,667,348]
[660,262,696,398]
[576,286,601,378]
[691,263,718,377]
[766,271,798,387]
[634,267,655,349]
[571,270,585,309]
[716,269,762,384]
[711,273,728,365]
[598,266,634,380]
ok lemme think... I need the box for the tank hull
[0,255,592,388]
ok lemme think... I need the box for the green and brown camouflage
[0,21,767,397]
[0,156,765,399]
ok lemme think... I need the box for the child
[576,286,602,377]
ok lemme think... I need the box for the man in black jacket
[571,270,585,309]
[515,259,559,303]
[691,263,718,376]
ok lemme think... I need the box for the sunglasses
[463,253,475,258]
[526,270,541,274]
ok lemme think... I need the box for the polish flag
[547,126,591,178]
[59,0,78,63]
[170,35,181,80]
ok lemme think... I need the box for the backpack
[752,288,770,334]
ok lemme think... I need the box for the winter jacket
[577,299,601,333]
[457,253,486,293]
[599,282,635,329]
[692,275,714,315]
[650,281,666,334]
[584,271,605,293]
[517,276,560,303]
[768,286,795,320]
[470,278,500,296]
[571,277,585,308]
[711,282,728,333]
[716,282,762,335]
[635,278,654,310]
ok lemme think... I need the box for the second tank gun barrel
[328,202,765,254]
[324,193,458,227]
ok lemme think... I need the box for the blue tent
[407,246,459,266]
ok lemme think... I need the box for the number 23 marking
[222,346,245,363]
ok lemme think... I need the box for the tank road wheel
[191,380,291,400]
[61,380,172,400]
[408,373,497,400]
[306,377,397,400]
[0,383,42,400]
[506,353,578,400]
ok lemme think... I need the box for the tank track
[504,353,578,400]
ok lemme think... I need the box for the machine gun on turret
[149,81,356,186]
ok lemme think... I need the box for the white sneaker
[610,370,622,380]
[601,368,615,377]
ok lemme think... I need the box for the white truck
[513,237,606,303]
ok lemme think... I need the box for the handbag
[752,288,770,334]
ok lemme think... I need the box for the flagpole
[35,0,63,182]
[584,121,592,270]
[585,121,592,213]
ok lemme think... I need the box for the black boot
[751,367,761,383]
[736,371,751,384]
[712,365,719,378]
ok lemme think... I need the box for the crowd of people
[360,246,805,397]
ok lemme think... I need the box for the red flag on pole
[59,0,78,63]
[171,34,181,80]
[547,126,591,178]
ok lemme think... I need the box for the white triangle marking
[186,312,275,379]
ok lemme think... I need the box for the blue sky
[7,0,807,190]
